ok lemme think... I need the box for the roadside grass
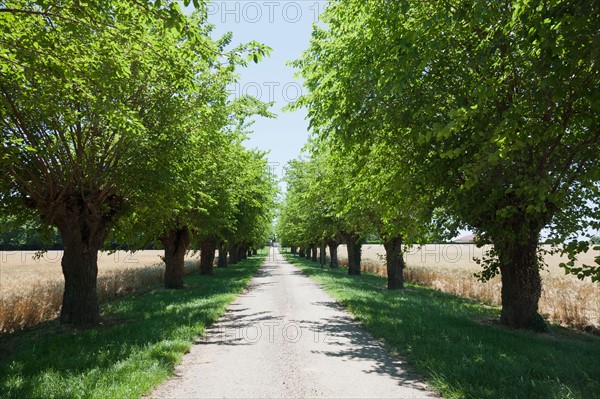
[283,252,600,399]
[0,250,266,399]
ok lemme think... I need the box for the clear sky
[203,1,327,181]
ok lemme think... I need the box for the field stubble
[0,250,201,333]
[336,244,599,331]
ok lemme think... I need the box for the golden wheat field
[337,244,600,331]
[0,250,201,333]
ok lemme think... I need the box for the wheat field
[0,250,201,333]
[336,244,600,331]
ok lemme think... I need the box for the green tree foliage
[226,148,278,261]
[291,0,599,329]
[278,156,330,252]
[278,138,437,287]
[0,216,61,250]
[277,147,370,273]
[0,1,274,325]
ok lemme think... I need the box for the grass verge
[0,251,266,399]
[283,252,600,399]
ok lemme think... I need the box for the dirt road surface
[148,248,438,398]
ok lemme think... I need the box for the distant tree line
[0,218,165,250]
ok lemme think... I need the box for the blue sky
[204,1,326,181]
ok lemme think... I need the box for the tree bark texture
[200,237,217,275]
[237,244,247,261]
[51,193,121,326]
[217,242,228,268]
[383,235,405,289]
[346,234,362,275]
[319,241,327,267]
[497,234,544,330]
[56,218,107,326]
[160,227,190,289]
[310,244,318,262]
[328,241,339,268]
[228,244,238,264]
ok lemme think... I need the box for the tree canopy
[0,0,275,325]
[287,0,599,330]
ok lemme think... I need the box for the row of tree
[0,1,276,326]
[278,0,599,331]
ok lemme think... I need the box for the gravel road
[148,248,438,398]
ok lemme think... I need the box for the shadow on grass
[284,252,600,399]
[0,254,266,399]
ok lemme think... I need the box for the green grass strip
[0,251,266,399]
[283,252,600,399]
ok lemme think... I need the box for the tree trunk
[217,242,228,268]
[200,237,216,275]
[310,244,318,262]
[252,249,258,256]
[299,247,305,258]
[497,234,544,330]
[383,235,405,289]
[328,241,339,268]
[291,246,297,255]
[160,227,190,289]
[228,244,238,264]
[237,244,246,261]
[346,234,362,275]
[319,241,327,267]
[56,216,108,326]
[47,192,122,326]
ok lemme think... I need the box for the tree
[349,139,438,289]
[194,134,247,275]
[106,32,272,287]
[226,148,277,263]
[278,147,369,273]
[292,0,599,329]
[0,1,270,323]
[1,2,185,324]
[278,156,331,265]
[195,136,275,275]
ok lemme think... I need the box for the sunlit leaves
[0,0,275,251]
[290,0,599,281]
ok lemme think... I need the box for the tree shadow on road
[290,311,433,393]
[198,310,284,346]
